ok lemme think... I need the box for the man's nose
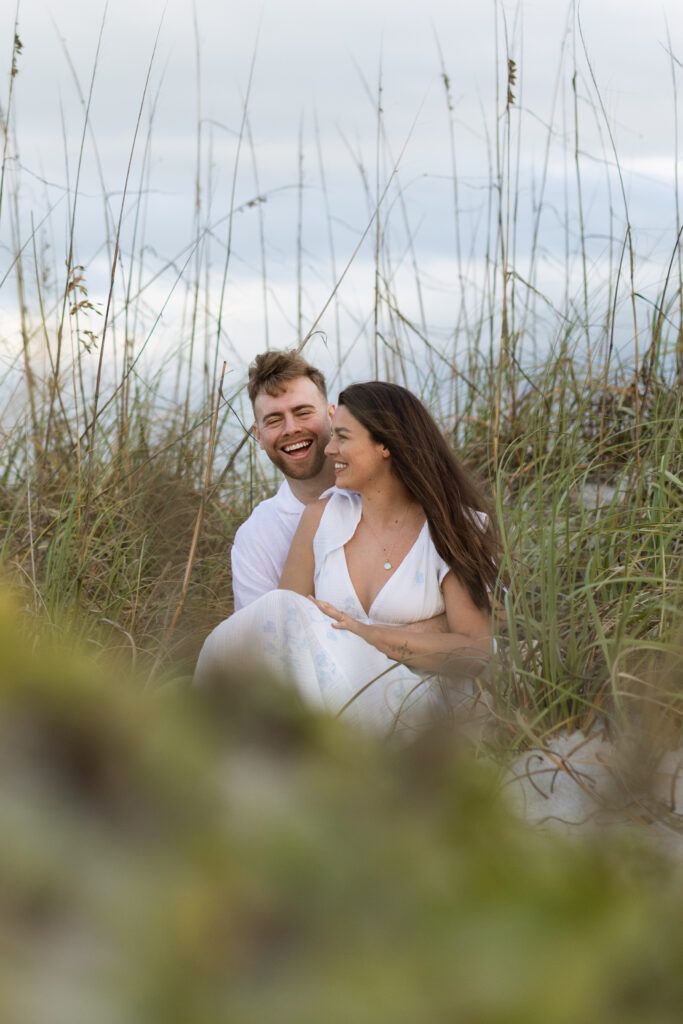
[281,413,301,435]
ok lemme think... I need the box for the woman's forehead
[332,405,360,428]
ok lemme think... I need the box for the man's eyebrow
[290,403,316,412]
[262,403,315,420]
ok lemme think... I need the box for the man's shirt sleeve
[231,516,283,611]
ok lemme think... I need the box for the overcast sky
[2,0,682,401]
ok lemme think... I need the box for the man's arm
[231,522,283,611]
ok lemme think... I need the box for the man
[231,349,336,610]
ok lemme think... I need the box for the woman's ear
[381,446,391,459]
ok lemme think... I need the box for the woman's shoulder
[300,488,360,535]
[299,494,332,531]
[419,521,452,584]
[313,488,362,563]
[317,486,361,519]
[320,485,360,503]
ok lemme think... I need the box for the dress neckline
[343,519,428,618]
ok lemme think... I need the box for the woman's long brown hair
[338,381,500,611]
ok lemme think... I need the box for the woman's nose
[324,438,336,455]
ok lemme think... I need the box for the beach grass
[0,9,681,743]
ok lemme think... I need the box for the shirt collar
[276,478,306,514]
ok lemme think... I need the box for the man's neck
[287,464,336,505]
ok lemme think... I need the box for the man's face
[253,376,334,482]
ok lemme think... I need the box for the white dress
[195,488,452,735]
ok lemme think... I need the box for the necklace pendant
[383,560,392,570]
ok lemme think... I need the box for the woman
[195,382,500,736]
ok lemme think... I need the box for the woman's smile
[324,405,389,491]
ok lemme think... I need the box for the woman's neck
[359,478,422,527]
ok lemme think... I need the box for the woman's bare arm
[402,613,449,634]
[310,571,492,675]
[278,498,329,595]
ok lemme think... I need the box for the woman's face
[324,404,390,491]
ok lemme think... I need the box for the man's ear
[252,423,263,448]
[327,403,335,420]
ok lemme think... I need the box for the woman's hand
[310,574,491,676]
[308,596,367,638]
[309,578,491,677]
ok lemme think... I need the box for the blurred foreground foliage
[1,592,682,1024]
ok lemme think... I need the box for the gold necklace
[361,506,417,571]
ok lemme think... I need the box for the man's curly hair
[247,349,327,405]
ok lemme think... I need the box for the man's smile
[280,438,315,459]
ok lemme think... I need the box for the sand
[500,727,683,858]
